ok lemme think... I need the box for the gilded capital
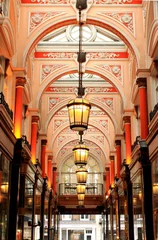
[123,116,131,124]
[16,77,26,87]
[41,139,47,146]
[110,155,115,161]
[105,167,110,172]
[32,116,39,123]
[136,78,147,88]
[115,139,121,146]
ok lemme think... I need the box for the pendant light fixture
[78,193,85,201]
[67,0,91,132]
[76,167,88,184]
[76,183,86,194]
[73,131,89,166]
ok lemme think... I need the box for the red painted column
[41,140,47,178]
[31,116,39,164]
[123,116,132,165]
[115,140,121,178]
[105,167,110,195]
[110,156,115,188]
[47,155,53,188]
[136,78,148,139]
[14,77,26,138]
[53,167,57,194]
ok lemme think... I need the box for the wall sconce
[153,183,158,194]
[1,182,9,194]
[76,167,88,184]
[76,184,86,194]
[73,131,89,166]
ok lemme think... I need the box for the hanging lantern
[78,193,85,201]
[73,143,89,166]
[76,167,88,184]
[76,184,86,194]
[78,200,84,206]
[67,98,91,131]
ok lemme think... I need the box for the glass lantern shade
[1,182,9,194]
[153,183,158,194]
[76,167,88,184]
[78,200,84,206]
[73,144,89,166]
[76,184,86,194]
[67,97,91,131]
[78,193,85,201]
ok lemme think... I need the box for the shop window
[152,157,158,239]
[0,152,10,240]
[62,215,72,221]
[132,174,144,240]
[80,215,89,220]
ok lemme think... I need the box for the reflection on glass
[152,158,158,239]
[133,174,144,240]
[0,153,10,240]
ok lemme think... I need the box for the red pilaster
[115,140,121,178]
[110,156,115,188]
[105,167,110,195]
[14,77,26,138]
[47,155,53,188]
[123,116,132,165]
[31,116,39,164]
[136,78,148,139]
[53,167,57,194]
[41,140,47,178]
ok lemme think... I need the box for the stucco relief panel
[29,12,67,34]
[97,12,135,36]
[40,64,68,83]
[48,97,69,112]
[22,0,70,4]
[54,119,68,130]
[94,64,123,84]
[92,97,114,111]
[46,86,76,93]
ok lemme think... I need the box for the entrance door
[87,236,92,240]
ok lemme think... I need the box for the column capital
[110,155,115,161]
[115,139,121,146]
[41,139,47,146]
[16,77,26,87]
[48,155,53,161]
[105,167,110,172]
[53,167,57,172]
[32,115,39,123]
[123,116,131,124]
[136,78,147,88]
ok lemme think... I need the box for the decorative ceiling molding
[92,97,114,111]
[48,97,69,112]
[94,0,142,5]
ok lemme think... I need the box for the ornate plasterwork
[46,87,76,93]
[95,64,123,83]
[98,12,134,35]
[41,64,68,82]
[55,110,69,116]
[54,119,68,130]
[29,12,66,34]
[94,119,109,131]
[22,0,69,4]
[49,97,68,112]
[92,136,104,145]
[86,87,117,93]
[94,0,142,4]
[92,97,114,111]
[90,110,107,116]
[58,135,71,146]
[35,52,128,59]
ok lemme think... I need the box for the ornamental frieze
[90,110,107,116]
[41,64,68,82]
[22,0,70,4]
[29,12,66,33]
[98,12,134,35]
[95,64,123,83]
[58,135,71,145]
[46,87,76,93]
[35,51,128,59]
[49,97,69,112]
[94,119,109,131]
[94,0,142,4]
[86,87,117,93]
[92,135,104,145]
